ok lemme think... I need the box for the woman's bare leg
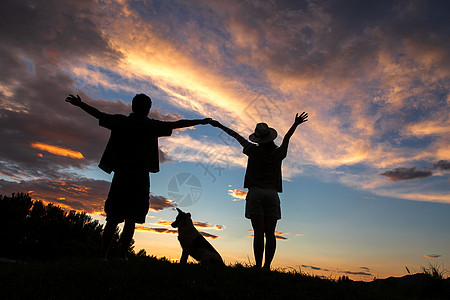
[250,215,265,268]
[263,216,278,269]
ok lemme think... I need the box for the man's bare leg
[101,221,118,259]
[119,219,136,259]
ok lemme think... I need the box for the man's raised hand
[65,94,82,106]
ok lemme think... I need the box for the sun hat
[249,123,277,143]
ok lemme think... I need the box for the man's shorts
[105,169,150,224]
[245,187,281,220]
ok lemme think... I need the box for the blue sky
[0,0,449,280]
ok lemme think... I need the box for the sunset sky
[1,0,449,280]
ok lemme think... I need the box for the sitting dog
[171,208,224,266]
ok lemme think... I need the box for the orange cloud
[228,189,247,200]
[155,221,173,226]
[135,226,178,235]
[30,142,84,159]
[193,222,225,230]
[424,254,441,258]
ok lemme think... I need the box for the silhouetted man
[66,93,210,260]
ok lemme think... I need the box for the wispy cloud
[301,265,330,272]
[248,229,288,240]
[339,270,373,277]
[160,133,246,170]
[424,254,441,259]
[192,222,225,230]
[359,267,371,272]
[136,225,219,239]
[135,226,178,235]
[373,190,450,204]
[301,264,373,277]
[154,221,173,226]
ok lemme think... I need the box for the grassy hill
[1,256,448,300]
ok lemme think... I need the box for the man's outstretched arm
[210,120,250,148]
[168,118,212,129]
[65,94,102,119]
[281,112,308,147]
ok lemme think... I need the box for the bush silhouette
[0,192,135,261]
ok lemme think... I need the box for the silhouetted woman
[211,112,308,269]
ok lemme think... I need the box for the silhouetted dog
[171,208,224,265]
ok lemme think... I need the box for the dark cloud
[301,264,326,271]
[223,0,450,82]
[433,160,450,171]
[0,0,179,218]
[301,264,373,276]
[0,0,179,197]
[0,0,122,65]
[149,195,177,212]
[0,75,177,182]
[379,167,432,181]
[339,270,373,277]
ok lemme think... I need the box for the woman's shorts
[105,169,150,224]
[245,187,281,220]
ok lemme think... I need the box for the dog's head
[171,208,192,228]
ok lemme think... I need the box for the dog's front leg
[180,250,189,264]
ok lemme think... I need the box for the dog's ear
[187,212,191,217]
[176,207,182,213]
